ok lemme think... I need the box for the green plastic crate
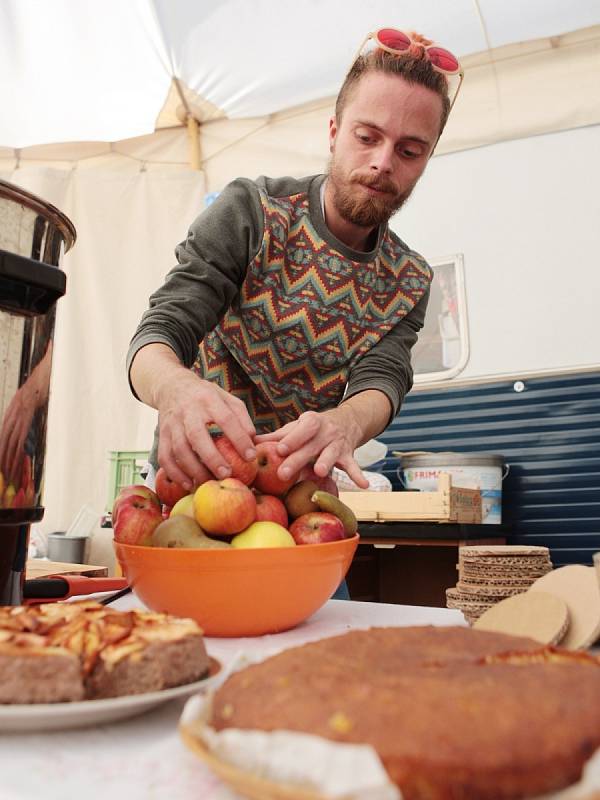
[107,450,150,512]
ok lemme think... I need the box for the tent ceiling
[2,0,600,148]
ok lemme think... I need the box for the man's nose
[370,143,394,173]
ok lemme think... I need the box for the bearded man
[128,29,462,504]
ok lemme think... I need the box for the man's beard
[327,155,414,228]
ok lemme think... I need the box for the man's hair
[335,39,451,136]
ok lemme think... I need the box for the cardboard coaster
[529,566,600,650]
[458,565,552,580]
[460,575,541,587]
[459,545,550,557]
[457,583,527,598]
[459,555,551,567]
[473,591,570,645]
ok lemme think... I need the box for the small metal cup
[47,533,87,564]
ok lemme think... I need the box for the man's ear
[328,115,338,153]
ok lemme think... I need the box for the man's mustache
[352,175,399,195]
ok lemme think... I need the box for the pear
[151,516,231,549]
[311,490,358,537]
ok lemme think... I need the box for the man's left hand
[254,407,370,489]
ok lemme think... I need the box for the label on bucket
[402,465,503,525]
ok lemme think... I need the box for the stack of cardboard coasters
[446,545,553,624]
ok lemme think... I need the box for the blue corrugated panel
[379,371,600,567]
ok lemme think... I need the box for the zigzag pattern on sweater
[193,187,431,430]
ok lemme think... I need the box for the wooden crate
[339,474,482,524]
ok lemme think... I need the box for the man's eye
[356,133,373,143]
[401,148,419,158]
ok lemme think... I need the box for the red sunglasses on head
[355,27,464,109]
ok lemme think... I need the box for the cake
[0,601,209,703]
[210,626,600,799]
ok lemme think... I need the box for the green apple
[231,521,296,549]
[170,493,195,518]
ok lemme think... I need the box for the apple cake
[211,626,600,800]
[0,600,209,703]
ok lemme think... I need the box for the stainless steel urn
[0,180,75,604]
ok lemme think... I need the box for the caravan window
[412,254,469,382]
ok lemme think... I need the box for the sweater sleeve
[126,178,265,395]
[343,288,430,421]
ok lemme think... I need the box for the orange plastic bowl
[114,535,359,637]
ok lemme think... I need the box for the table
[0,595,465,800]
[347,522,508,606]
[26,559,109,579]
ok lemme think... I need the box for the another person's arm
[0,342,53,484]
[128,179,263,489]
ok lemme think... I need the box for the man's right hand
[130,344,256,491]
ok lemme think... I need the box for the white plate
[0,656,222,732]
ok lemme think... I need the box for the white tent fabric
[2,0,600,147]
[0,1,599,540]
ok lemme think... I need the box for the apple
[12,488,26,509]
[3,484,16,508]
[193,477,257,535]
[214,435,258,486]
[155,467,189,508]
[254,493,288,527]
[112,493,163,546]
[170,493,195,518]
[112,485,160,521]
[21,454,33,494]
[288,512,346,545]
[253,441,299,497]
[231,521,296,549]
[298,466,339,497]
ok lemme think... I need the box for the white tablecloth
[0,597,465,800]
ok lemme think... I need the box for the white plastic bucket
[399,453,507,525]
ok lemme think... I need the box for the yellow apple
[170,493,195,518]
[231,521,296,549]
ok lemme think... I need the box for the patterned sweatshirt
[127,174,432,464]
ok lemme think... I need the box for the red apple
[112,493,163,546]
[288,512,346,545]
[193,477,257,536]
[12,487,26,509]
[253,442,299,497]
[155,467,189,508]
[21,454,33,493]
[254,493,289,528]
[297,466,339,497]
[112,485,160,525]
[214,435,258,486]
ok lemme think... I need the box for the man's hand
[255,406,370,489]
[255,389,394,489]
[130,343,256,491]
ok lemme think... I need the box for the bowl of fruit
[113,439,359,637]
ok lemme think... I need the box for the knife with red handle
[23,575,129,603]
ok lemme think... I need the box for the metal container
[398,452,506,525]
[0,180,75,603]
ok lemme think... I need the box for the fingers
[157,429,199,491]
[337,458,370,489]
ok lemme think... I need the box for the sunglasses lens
[376,28,411,52]
[427,46,460,73]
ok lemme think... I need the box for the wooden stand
[340,473,482,525]
[346,534,505,608]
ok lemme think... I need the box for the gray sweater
[128,174,431,461]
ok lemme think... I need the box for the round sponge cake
[211,626,600,800]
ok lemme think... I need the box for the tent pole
[186,115,201,170]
